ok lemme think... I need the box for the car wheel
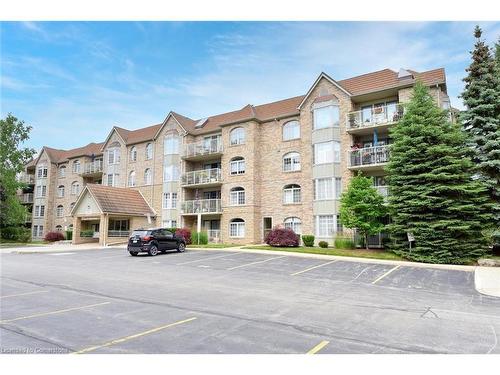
[129,251,139,256]
[177,242,186,253]
[148,245,159,256]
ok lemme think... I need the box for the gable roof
[114,123,162,146]
[73,184,156,217]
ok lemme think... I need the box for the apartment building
[21,67,451,246]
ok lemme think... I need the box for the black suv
[127,228,186,256]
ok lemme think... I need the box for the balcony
[207,229,221,243]
[182,139,223,161]
[181,168,222,188]
[346,103,404,135]
[25,213,32,223]
[181,199,222,215]
[349,145,390,171]
[21,174,35,185]
[21,193,34,204]
[81,160,103,176]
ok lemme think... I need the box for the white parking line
[176,252,243,266]
[0,290,48,299]
[227,256,286,270]
[371,265,401,284]
[47,252,76,256]
[290,260,338,276]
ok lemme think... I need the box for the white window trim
[229,221,245,238]
[315,215,336,238]
[230,159,245,175]
[283,185,301,204]
[145,143,153,160]
[163,192,178,209]
[230,128,245,146]
[283,120,300,141]
[314,177,342,201]
[283,152,301,172]
[313,104,340,130]
[229,189,246,206]
[314,141,340,165]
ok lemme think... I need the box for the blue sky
[1,21,499,151]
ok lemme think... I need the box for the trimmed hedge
[65,230,73,241]
[1,226,31,242]
[80,230,94,238]
[301,234,315,247]
[265,227,299,247]
[175,228,191,245]
[318,241,329,248]
[44,231,65,242]
[191,231,208,245]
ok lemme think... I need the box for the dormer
[398,68,414,80]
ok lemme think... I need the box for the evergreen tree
[460,26,500,222]
[339,172,387,249]
[495,37,500,70]
[387,81,492,264]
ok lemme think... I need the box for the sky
[1,21,499,151]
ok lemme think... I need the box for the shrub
[164,227,177,234]
[65,230,73,241]
[265,227,299,247]
[334,236,355,249]
[1,226,31,242]
[318,241,329,248]
[301,234,315,247]
[191,231,208,245]
[80,230,94,238]
[44,231,65,242]
[175,228,191,245]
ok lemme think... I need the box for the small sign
[407,232,415,242]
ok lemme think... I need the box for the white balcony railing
[181,199,221,214]
[21,174,35,184]
[375,186,388,197]
[183,139,223,159]
[349,145,390,167]
[181,168,222,186]
[207,229,221,243]
[22,193,34,203]
[108,230,130,237]
[346,103,404,130]
[82,160,103,175]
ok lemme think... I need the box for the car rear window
[131,230,148,237]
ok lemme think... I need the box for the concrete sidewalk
[474,267,500,297]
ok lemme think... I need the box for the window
[336,214,343,234]
[314,141,340,164]
[32,225,43,237]
[163,220,177,228]
[106,174,118,187]
[230,157,245,175]
[163,165,180,181]
[283,120,300,140]
[316,215,335,237]
[229,218,245,238]
[335,177,342,199]
[230,127,245,145]
[36,185,47,198]
[144,168,152,185]
[164,133,180,154]
[284,217,301,234]
[283,184,301,204]
[313,105,340,129]
[37,165,48,178]
[145,143,153,160]
[230,187,245,206]
[34,205,45,217]
[283,152,301,172]
[107,143,120,165]
[314,178,342,200]
[56,205,64,218]
[59,166,66,178]
[57,185,65,198]
[72,160,81,173]
[71,181,80,195]
[128,171,136,187]
[130,146,137,162]
[163,192,178,209]
[55,225,62,232]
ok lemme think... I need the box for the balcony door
[263,217,273,241]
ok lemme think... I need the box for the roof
[114,123,162,145]
[84,184,156,216]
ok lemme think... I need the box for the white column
[197,213,202,245]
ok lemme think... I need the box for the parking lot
[1,248,499,354]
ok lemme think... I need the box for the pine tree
[387,81,492,264]
[495,37,500,70]
[339,172,387,249]
[460,26,500,222]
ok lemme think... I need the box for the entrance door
[263,217,273,241]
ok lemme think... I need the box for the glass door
[263,217,273,241]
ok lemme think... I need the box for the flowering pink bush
[44,231,65,242]
[265,227,299,247]
[175,228,192,245]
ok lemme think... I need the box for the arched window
[283,152,301,172]
[283,184,301,204]
[145,143,153,160]
[144,168,152,185]
[128,171,136,187]
[230,187,245,206]
[229,218,245,238]
[57,185,65,198]
[72,160,81,173]
[164,132,180,155]
[283,120,300,141]
[230,157,245,175]
[130,146,137,162]
[284,217,301,234]
[230,127,245,146]
[56,205,64,218]
[59,166,66,178]
[55,225,63,232]
[71,181,80,195]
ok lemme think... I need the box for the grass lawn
[187,243,241,249]
[241,245,404,261]
[0,239,48,248]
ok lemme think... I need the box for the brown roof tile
[86,184,155,216]
[114,124,162,145]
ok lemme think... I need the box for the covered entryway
[70,184,157,246]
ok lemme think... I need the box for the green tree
[387,81,492,264]
[339,172,387,249]
[495,36,500,70]
[460,26,500,223]
[0,114,36,228]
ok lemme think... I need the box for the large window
[283,152,301,172]
[314,141,340,164]
[230,187,246,206]
[106,174,118,187]
[72,160,81,173]
[163,192,178,209]
[32,225,44,237]
[230,157,245,175]
[144,168,152,185]
[107,143,121,165]
[145,143,153,160]
[128,171,136,187]
[164,165,180,181]
[229,218,245,238]
[37,165,48,178]
[130,146,137,162]
[284,217,301,234]
[230,127,245,146]
[314,177,342,200]
[34,205,45,217]
[313,105,340,129]
[36,185,47,197]
[57,185,65,198]
[59,166,66,178]
[283,184,301,204]
[283,120,300,141]
[164,133,180,154]
[335,177,342,199]
[56,205,64,218]
[316,215,335,237]
[71,181,80,195]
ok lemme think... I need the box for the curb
[474,267,500,297]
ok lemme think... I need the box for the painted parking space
[176,252,282,270]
